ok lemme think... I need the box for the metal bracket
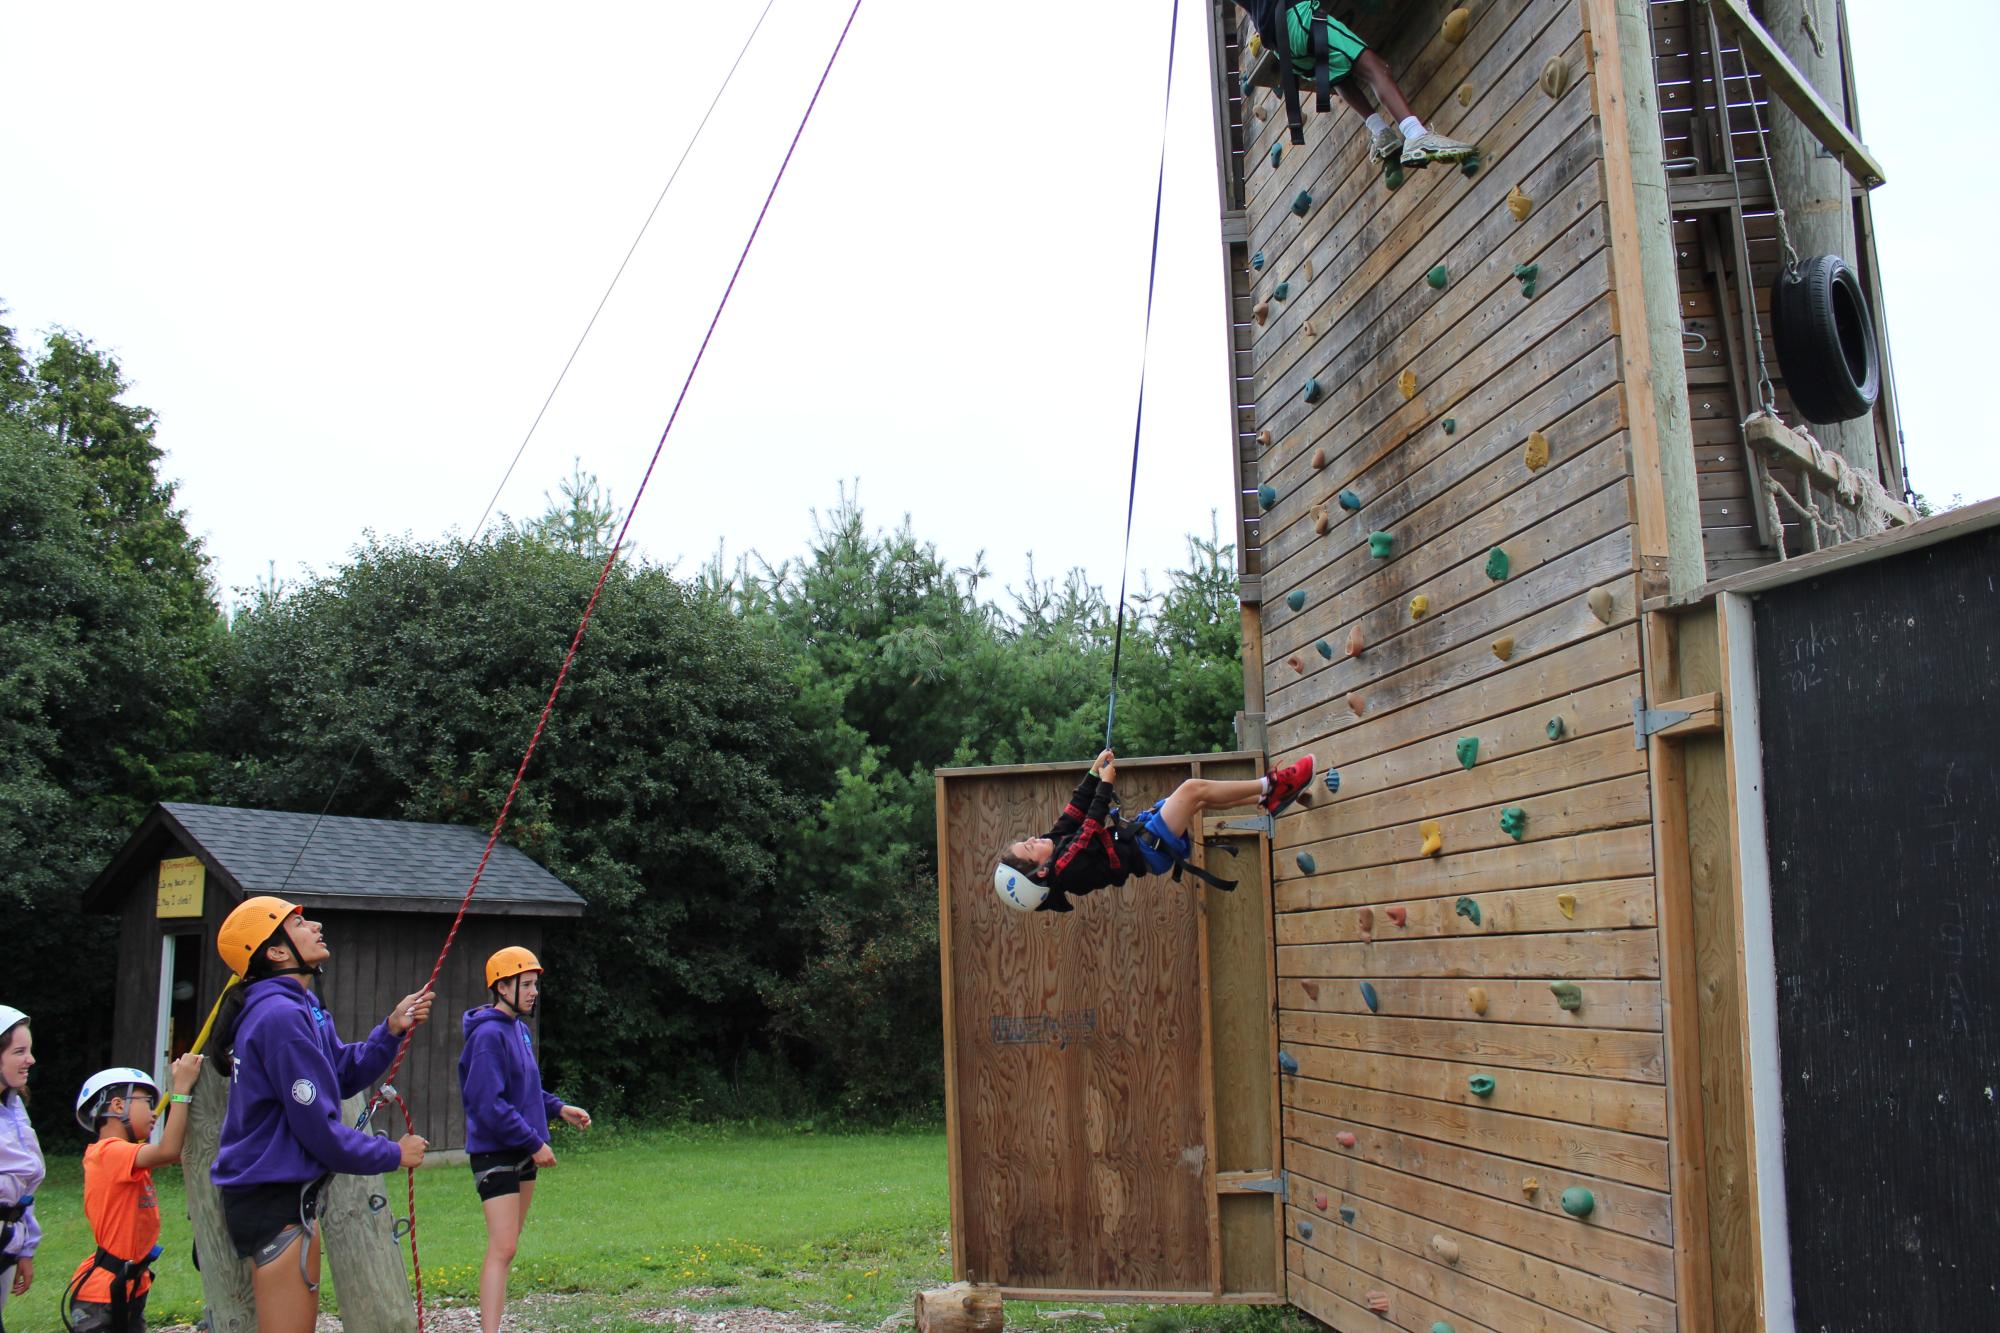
[1215,812,1275,836]
[1633,697,1696,748]
[1235,1173,1288,1200]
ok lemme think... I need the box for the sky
[3,2,1993,615]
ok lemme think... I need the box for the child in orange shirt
[63,1053,202,1332]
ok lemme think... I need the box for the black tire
[1771,253,1881,424]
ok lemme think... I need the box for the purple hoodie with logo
[211,978,402,1188]
[458,1007,565,1155]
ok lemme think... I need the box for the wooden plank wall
[1233,1,1678,1328]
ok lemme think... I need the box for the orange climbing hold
[1366,1291,1392,1315]
[1357,906,1375,935]
[1467,986,1488,1014]
[1398,368,1418,401]
[1348,692,1366,718]
[1254,300,1270,327]
[1524,429,1550,470]
[1346,624,1365,658]
[1419,820,1443,858]
[1441,7,1471,43]
[1311,447,1326,470]
[1288,655,1305,674]
[1312,505,1331,536]
[1492,636,1516,661]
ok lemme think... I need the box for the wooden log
[319,1094,417,1333]
[914,1282,1005,1333]
[185,1061,257,1333]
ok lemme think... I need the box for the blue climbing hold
[1258,483,1278,510]
[1278,1049,1300,1075]
[1273,281,1290,301]
[1315,640,1334,660]
[1296,852,1317,875]
[1337,490,1362,512]
[1286,588,1307,612]
[1303,378,1324,404]
[1270,143,1282,166]
[1338,1205,1357,1224]
[1292,189,1313,216]
[1324,770,1341,794]
[1252,251,1266,270]
[1360,981,1379,1013]
[1297,1220,1314,1239]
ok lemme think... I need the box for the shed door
[937,754,1283,1302]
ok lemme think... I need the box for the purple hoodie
[0,1092,41,1262]
[211,978,402,1188]
[458,1007,564,1155]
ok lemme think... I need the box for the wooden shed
[83,802,586,1152]
[936,2,1989,1330]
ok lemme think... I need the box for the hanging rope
[1104,0,1182,751]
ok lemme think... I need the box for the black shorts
[470,1151,539,1201]
[220,1180,323,1265]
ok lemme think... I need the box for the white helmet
[0,1006,25,1038]
[993,863,1049,912]
[76,1067,159,1133]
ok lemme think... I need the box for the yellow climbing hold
[1467,986,1488,1015]
[1410,594,1430,620]
[1492,636,1515,661]
[1247,32,1262,57]
[1441,7,1471,43]
[1398,368,1418,400]
[1507,184,1533,222]
[1457,83,1475,108]
[1588,587,1615,624]
[1556,891,1577,920]
[1522,1178,1541,1198]
[1540,55,1571,100]
[1419,820,1443,858]
[1525,430,1550,471]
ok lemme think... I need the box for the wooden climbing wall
[1231,0,1680,1328]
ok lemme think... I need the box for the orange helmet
[485,947,543,989]
[217,896,303,977]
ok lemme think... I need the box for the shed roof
[84,803,586,917]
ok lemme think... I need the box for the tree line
[0,309,1243,1131]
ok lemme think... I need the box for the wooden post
[319,1095,417,1333]
[184,1062,257,1333]
[914,1282,1005,1333]
[1763,0,1876,476]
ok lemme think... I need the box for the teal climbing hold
[1252,251,1266,270]
[1561,1187,1596,1218]
[1454,897,1482,926]
[1360,981,1379,1013]
[1459,151,1482,178]
[1338,490,1362,512]
[1546,716,1567,741]
[1292,189,1313,216]
[1278,1049,1299,1074]
[1339,1205,1357,1223]
[1467,1074,1496,1098]
[1426,264,1448,290]
[1296,852,1317,875]
[1297,1220,1314,1239]
[1316,639,1334,660]
[1258,483,1279,510]
[1286,588,1307,612]
[1270,143,1283,166]
[1273,281,1291,301]
[1499,806,1528,841]
[1442,418,1456,434]
[1240,73,1252,95]
[1384,162,1406,191]
[1368,531,1394,558]
[1433,1324,1457,1333]
[1550,981,1584,1011]
[1485,547,1511,581]
[1455,736,1480,770]
[1324,770,1341,794]
[1303,378,1324,404]
[1513,261,1540,299]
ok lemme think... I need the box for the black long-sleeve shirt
[1032,772,1141,912]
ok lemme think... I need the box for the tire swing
[1771,253,1881,424]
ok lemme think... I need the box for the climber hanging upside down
[1241,2,1477,168]
[993,750,1317,914]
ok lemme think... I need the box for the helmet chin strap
[266,964,324,977]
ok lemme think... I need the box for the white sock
[1399,115,1426,139]
[1365,113,1388,136]
[1260,776,1272,796]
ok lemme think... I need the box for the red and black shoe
[1262,755,1317,814]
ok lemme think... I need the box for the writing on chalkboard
[990,1010,1097,1049]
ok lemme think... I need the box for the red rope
[363,5,869,1323]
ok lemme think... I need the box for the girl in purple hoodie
[459,947,591,1333]
[207,897,434,1333]
[0,1005,41,1331]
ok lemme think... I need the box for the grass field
[11,1122,1308,1333]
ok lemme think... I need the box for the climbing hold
[1356,906,1374,934]
[1303,378,1324,404]
[1485,547,1511,581]
[1257,428,1274,448]
[1360,981,1379,1013]
[1468,1074,1496,1098]
[1587,587,1615,624]
[1457,83,1475,107]
[1507,184,1533,222]
[1546,716,1566,741]
[1492,636,1515,661]
[1303,321,1318,341]
[1297,1220,1314,1239]
[1296,851,1317,875]
[1314,1192,1329,1210]
[1410,594,1430,620]
[1499,806,1528,841]
[1454,896,1482,926]
[1291,189,1313,216]
[1278,1049,1299,1074]
[1273,281,1291,301]
[1258,483,1278,510]
[1253,300,1271,327]
[1368,531,1394,558]
[1419,821,1443,858]
[1254,104,1270,122]
[1561,1187,1596,1219]
[1442,418,1456,434]
[1324,770,1340,793]
[1524,429,1550,470]
[1540,55,1571,100]
[1301,979,1320,999]
[1347,693,1365,718]
[1385,906,1407,927]
[1311,447,1326,470]
[1312,505,1331,536]
[1338,490,1363,511]
[1441,7,1471,43]
[1522,1178,1540,1198]
[1335,1131,1357,1149]
[1366,1291,1392,1315]
[1303,259,1314,282]
[1269,142,1283,167]
[1398,368,1418,401]
[1556,891,1576,919]
[1287,588,1307,612]
[1346,623,1365,658]
[1550,981,1584,1011]
[1383,162,1405,191]
[1430,1235,1461,1265]
[1247,31,1263,57]
[1339,1206,1357,1224]
[1426,264,1449,291]
[1252,251,1265,270]
[1467,986,1488,1015]
[1315,639,1334,660]
[1459,153,1482,179]
[1433,1324,1457,1333]
[1288,655,1305,674]
[1455,736,1480,769]
[1513,262,1540,299]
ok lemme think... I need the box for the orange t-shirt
[68,1138,159,1303]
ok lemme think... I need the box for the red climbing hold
[1301,980,1321,1000]
[1289,655,1305,674]
[1357,906,1375,935]
[1386,906,1408,926]
[1336,1131,1358,1148]
[1314,1192,1330,1210]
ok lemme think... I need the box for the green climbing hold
[1291,189,1313,216]
[1286,589,1307,612]
[1338,1205,1357,1223]
[1296,852,1317,875]
[1383,162,1405,191]
[1454,897,1482,926]
[1315,639,1334,660]
[1484,547,1510,581]
[1499,806,1528,841]
[1273,281,1291,301]
[1303,378,1324,404]
[1252,251,1265,270]
[1270,143,1283,166]
[1513,261,1540,299]
[1426,264,1448,290]
[1546,717,1566,741]
[1368,531,1394,558]
[1338,490,1362,512]
[1442,418,1456,434]
[1561,1187,1596,1218]
[1467,1074,1496,1098]
[1258,483,1278,510]
[1459,151,1482,178]
[1359,981,1379,1013]
[1455,736,1479,769]
[1550,981,1584,1011]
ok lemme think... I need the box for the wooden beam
[1743,411,1916,529]
[1704,0,1887,188]
[1645,692,1724,742]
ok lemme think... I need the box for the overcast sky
[4,2,1991,615]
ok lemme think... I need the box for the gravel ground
[158,1293,891,1332]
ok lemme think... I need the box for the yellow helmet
[485,946,543,989]
[217,896,302,977]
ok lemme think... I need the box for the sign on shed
[157,855,205,919]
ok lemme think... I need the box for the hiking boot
[1370,125,1405,163]
[1401,130,1478,166]
[1262,754,1317,814]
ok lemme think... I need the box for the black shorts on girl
[221,1180,323,1266]
[470,1151,539,1201]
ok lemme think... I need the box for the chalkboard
[1755,526,2000,1329]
